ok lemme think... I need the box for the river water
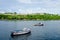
[0,20,60,40]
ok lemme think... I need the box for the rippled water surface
[0,20,60,40]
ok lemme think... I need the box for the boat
[34,23,44,26]
[11,33,31,38]
[11,28,31,36]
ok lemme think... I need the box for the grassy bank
[0,12,60,20]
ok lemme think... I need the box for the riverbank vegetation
[0,12,60,20]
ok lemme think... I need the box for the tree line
[0,12,60,20]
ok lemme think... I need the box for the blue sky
[0,0,60,14]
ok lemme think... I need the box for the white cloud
[18,8,48,14]
[9,0,60,14]
[1,0,60,14]
[17,0,60,4]
[0,11,5,13]
[17,0,32,4]
[17,7,60,14]
[0,7,60,14]
[17,0,60,8]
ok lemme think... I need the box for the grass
[0,12,60,20]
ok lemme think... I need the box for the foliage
[0,12,60,20]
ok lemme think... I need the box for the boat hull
[34,24,44,26]
[11,31,31,36]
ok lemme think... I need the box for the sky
[0,0,60,14]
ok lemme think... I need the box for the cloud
[0,0,60,14]
[17,0,32,4]
[0,6,60,14]
[0,11,5,13]
[18,8,49,14]
[17,0,49,4]
[17,0,60,8]
[17,7,60,14]
[17,0,60,4]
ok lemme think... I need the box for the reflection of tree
[10,33,31,40]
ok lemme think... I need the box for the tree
[14,12,17,14]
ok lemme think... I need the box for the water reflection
[9,33,31,40]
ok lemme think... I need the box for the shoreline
[0,13,60,20]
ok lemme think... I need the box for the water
[0,20,60,40]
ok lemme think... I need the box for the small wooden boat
[34,23,44,26]
[11,28,31,36]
